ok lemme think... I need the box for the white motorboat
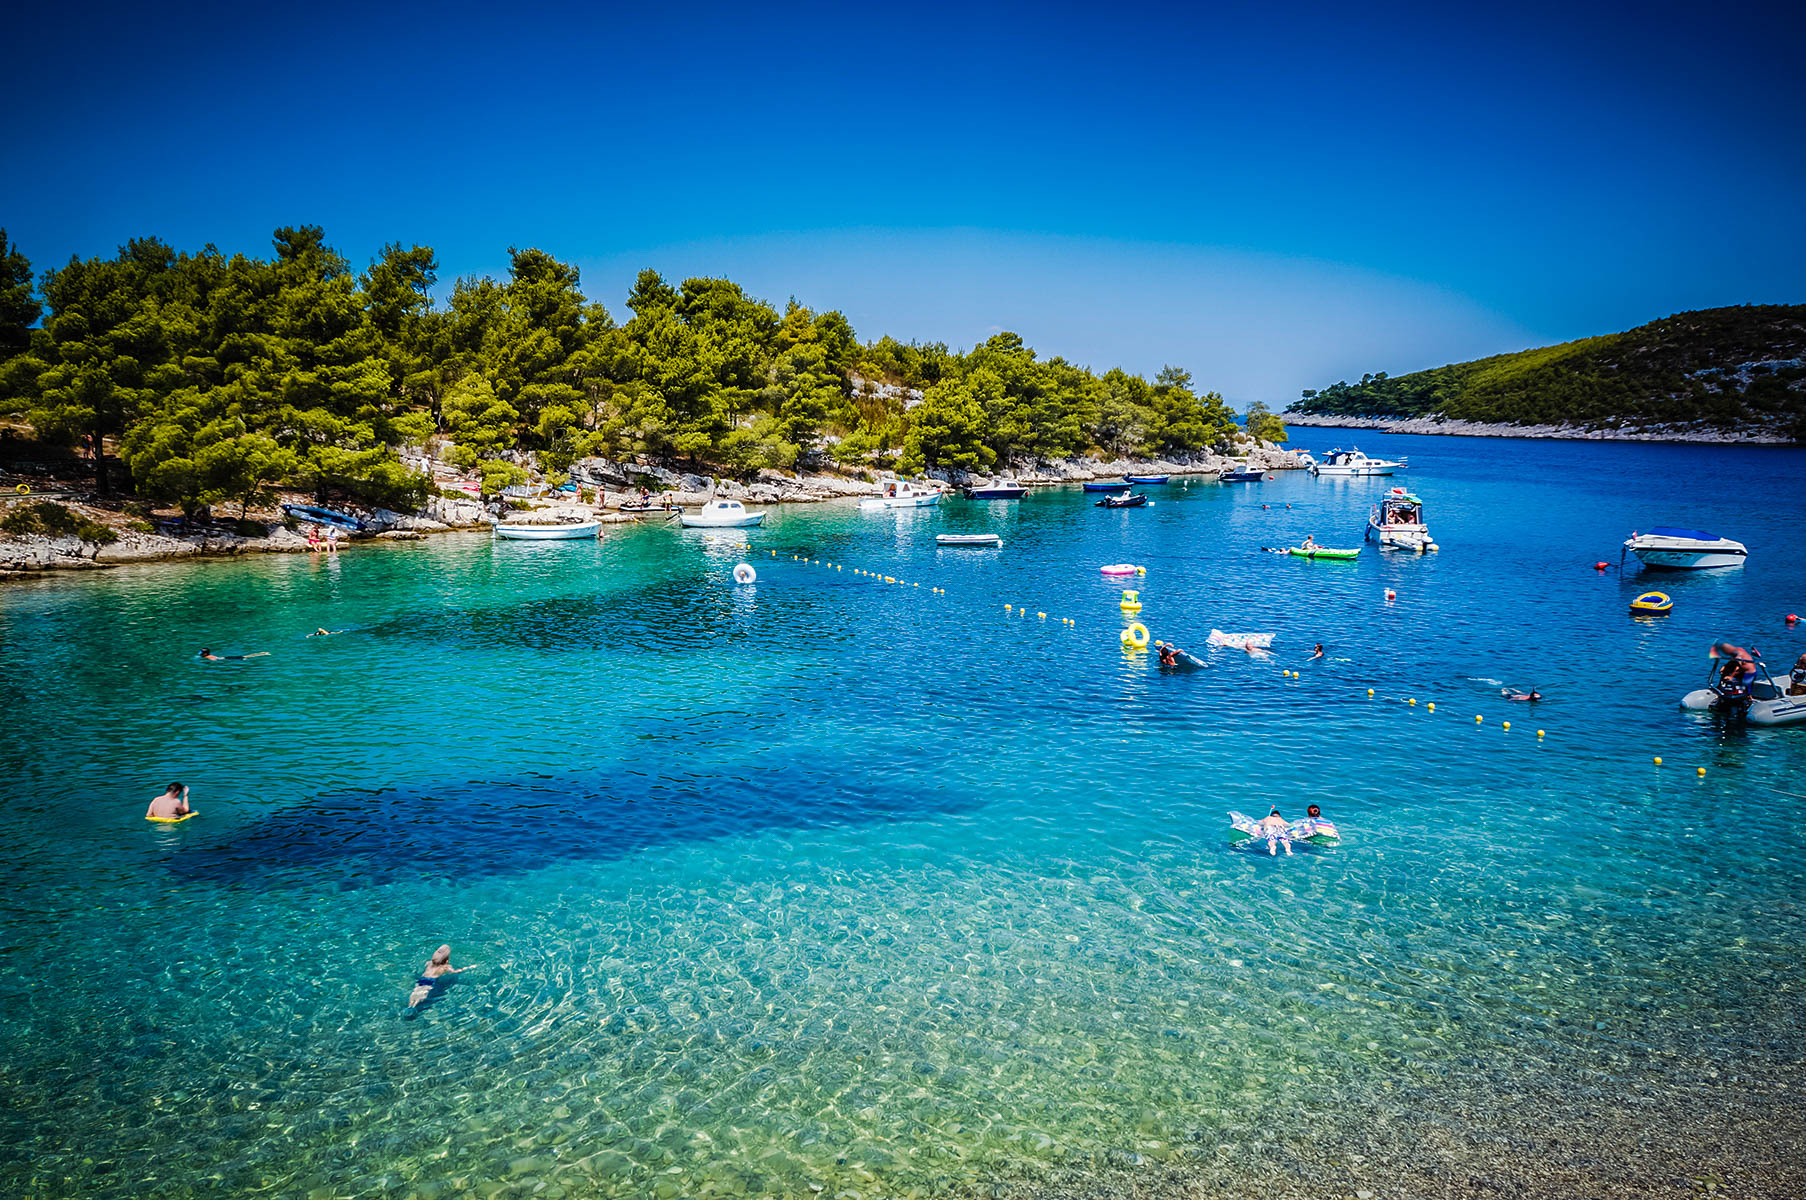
[1311,448,1405,476]
[936,533,1001,546]
[1365,487,1437,552]
[859,479,943,510]
[492,519,601,540]
[678,499,766,528]
[1622,526,1747,570]
[1680,647,1806,727]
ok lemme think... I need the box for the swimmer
[407,945,482,1011]
[306,628,350,638]
[146,782,193,820]
[1308,643,1324,661]
[198,648,271,661]
[1501,687,1541,701]
[1256,807,1294,856]
[1158,643,1177,667]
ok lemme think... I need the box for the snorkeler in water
[198,648,270,661]
[1501,687,1542,702]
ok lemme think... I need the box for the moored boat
[1366,488,1436,552]
[1218,466,1269,482]
[1082,480,1130,492]
[936,533,1002,546]
[679,499,766,528]
[493,519,601,540]
[1622,527,1748,570]
[1124,474,1170,484]
[860,479,943,510]
[282,503,364,531]
[962,478,1027,500]
[1096,493,1148,508]
[1310,448,1404,476]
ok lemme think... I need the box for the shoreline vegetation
[0,223,1299,575]
[1286,304,1806,443]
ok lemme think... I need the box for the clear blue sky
[4,0,1802,404]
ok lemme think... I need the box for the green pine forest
[1290,305,1806,436]
[0,227,1265,516]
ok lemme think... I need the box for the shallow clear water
[3,430,1805,1199]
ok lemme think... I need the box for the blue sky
[3,0,1802,404]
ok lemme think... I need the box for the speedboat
[1082,480,1130,492]
[1310,448,1404,477]
[1096,492,1148,508]
[936,533,1001,546]
[860,479,943,510]
[1680,645,1806,726]
[679,499,766,528]
[282,503,364,531]
[493,519,600,540]
[963,478,1027,500]
[1622,527,1748,570]
[1125,474,1169,484]
[1366,488,1436,552]
[1218,466,1269,482]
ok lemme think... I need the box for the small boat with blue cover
[282,503,364,531]
[1125,474,1169,484]
[1083,481,1130,492]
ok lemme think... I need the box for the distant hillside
[1289,305,1806,440]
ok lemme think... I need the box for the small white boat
[936,533,1001,546]
[1681,648,1806,726]
[679,499,766,528]
[860,479,943,510]
[492,520,601,540]
[1366,488,1436,552]
[1311,448,1405,476]
[1623,526,1747,570]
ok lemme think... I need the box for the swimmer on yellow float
[145,782,196,822]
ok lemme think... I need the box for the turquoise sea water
[3,430,1805,1199]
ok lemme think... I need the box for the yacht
[1366,487,1436,552]
[1311,448,1405,477]
[1622,527,1748,570]
[962,477,1027,500]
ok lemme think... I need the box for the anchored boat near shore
[1622,526,1748,570]
[679,499,766,528]
[1366,488,1437,552]
[492,519,600,540]
[1311,448,1405,477]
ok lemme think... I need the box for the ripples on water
[2,433,1804,1198]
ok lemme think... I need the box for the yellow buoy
[1408,698,1416,706]
[1427,702,1436,712]
[1037,611,1046,619]
[1503,721,1511,731]
[1475,715,1483,724]
[1004,603,1012,610]
[1537,729,1545,738]
[1367,689,1375,697]
[1654,756,1663,766]
[1697,767,1706,777]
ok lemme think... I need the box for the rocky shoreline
[1282,411,1801,445]
[0,445,1307,578]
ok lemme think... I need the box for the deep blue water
[2,428,1804,1199]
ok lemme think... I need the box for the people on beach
[307,524,321,551]
[408,945,481,1010]
[146,783,193,820]
[198,648,271,661]
[1502,687,1541,701]
[326,525,339,552]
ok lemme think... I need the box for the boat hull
[493,521,601,540]
[1082,481,1129,492]
[282,503,363,531]
[1632,549,1747,570]
[936,534,1001,546]
[1124,475,1169,484]
[1311,464,1396,477]
[1219,470,1267,482]
[964,487,1026,500]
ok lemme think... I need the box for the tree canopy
[1,226,1245,512]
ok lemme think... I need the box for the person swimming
[199,648,271,661]
[407,945,482,1011]
[1256,807,1294,856]
[1308,643,1324,661]
[1158,643,1177,667]
[1502,687,1542,701]
[145,782,193,820]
